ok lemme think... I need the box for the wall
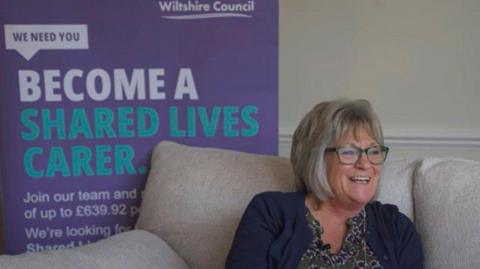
[278,0,480,161]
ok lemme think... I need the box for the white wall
[278,0,480,161]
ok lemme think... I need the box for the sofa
[1,141,479,268]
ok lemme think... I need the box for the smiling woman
[225,99,423,269]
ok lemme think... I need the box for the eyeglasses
[325,145,389,165]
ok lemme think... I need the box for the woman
[225,99,423,269]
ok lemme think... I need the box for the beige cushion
[0,230,188,269]
[135,141,295,269]
[414,158,480,269]
[377,158,419,221]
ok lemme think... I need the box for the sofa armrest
[0,229,189,269]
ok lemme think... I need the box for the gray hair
[290,99,384,202]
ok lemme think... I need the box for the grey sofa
[1,141,479,268]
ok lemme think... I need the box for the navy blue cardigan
[225,191,423,269]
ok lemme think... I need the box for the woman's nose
[354,152,371,169]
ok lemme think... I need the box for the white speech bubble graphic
[4,24,89,60]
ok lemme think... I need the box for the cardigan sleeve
[225,193,281,269]
[396,212,424,269]
[367,202,424,269]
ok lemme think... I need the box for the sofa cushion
[376,158,419,221]
[0,230,189,269]
[414,158,480,269]
[136,141,295,269]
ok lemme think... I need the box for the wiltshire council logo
[158,0,255,19]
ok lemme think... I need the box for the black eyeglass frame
[325,145,390,165]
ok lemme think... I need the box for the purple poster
[0,0,278,254]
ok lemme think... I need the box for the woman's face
[325,128,382,210]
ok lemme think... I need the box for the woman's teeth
[349,176,370,184]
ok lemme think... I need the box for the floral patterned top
[296,208,384,269]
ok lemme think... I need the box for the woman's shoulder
[251,190,306,205]
[367,202,423,267]
[367,201,411,220]
[367,200,400,214]
[252,190,306,201]
[366,200,416,234]
[247,190,307,215]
